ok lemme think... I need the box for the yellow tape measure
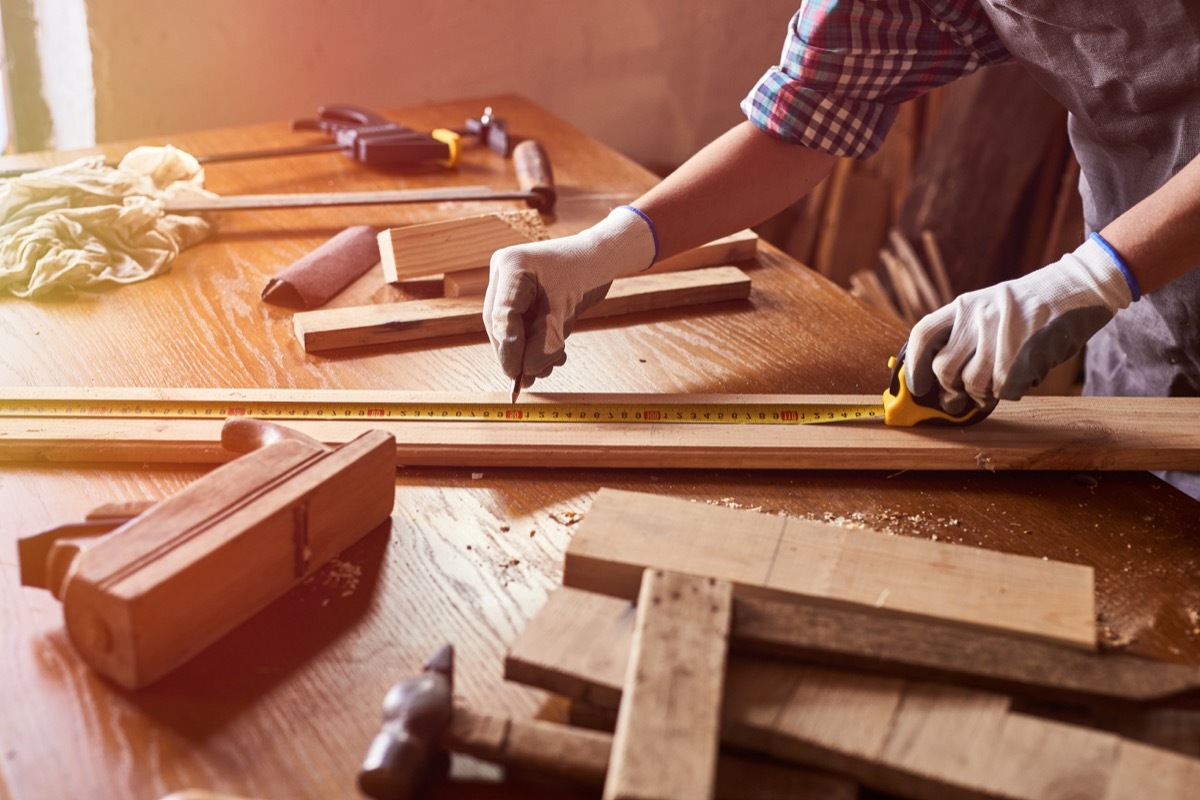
[0,396,884,425]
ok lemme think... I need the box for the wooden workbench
[2,95,1198,800]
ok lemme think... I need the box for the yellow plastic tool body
[882,345,993,427]
[431,129,462,168]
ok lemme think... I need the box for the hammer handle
[512,140,556,213]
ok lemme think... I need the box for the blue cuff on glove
[1089,232,1141,302]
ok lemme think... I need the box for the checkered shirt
[743,0,1014,159]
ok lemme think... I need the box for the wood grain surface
[2,95,1199,800]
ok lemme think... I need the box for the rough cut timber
[2,390,1200,473]
[732,593,1200,708]
[604,570,732,800]
[378,209,549,283]
[294,265,751,352]
[505,587,1200,800]
[443,228,760,297]
[563,489,1096,649]
[15,418,396,689]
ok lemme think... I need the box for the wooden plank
[731,593,1200,709]
[563,489,1096,649]
[446,707,859,800]
[515,587,1200,715]
[604,569,732,800]
[443,229,759,297]
[294,265,752,352]
[507,587,1200,800]
[3,392,1200,472]
[378,210,549,283]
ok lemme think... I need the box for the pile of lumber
[442,489,1200,799]
[756,65,1085,328]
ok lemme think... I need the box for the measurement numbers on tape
[0,398,883,425]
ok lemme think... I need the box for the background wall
[6,0,802,170]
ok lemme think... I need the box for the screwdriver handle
[513,140,556,213]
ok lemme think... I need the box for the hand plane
[17,417,396,690]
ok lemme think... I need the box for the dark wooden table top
[2,94,1197,800]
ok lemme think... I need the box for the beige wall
[82,0,799,169]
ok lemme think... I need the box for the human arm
[905,151,1200,412]
[483,124,835,386]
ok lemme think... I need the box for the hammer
[358,644,455,800]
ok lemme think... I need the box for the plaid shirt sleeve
[743,0,1013,159]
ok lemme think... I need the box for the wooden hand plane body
[18,418,396,689]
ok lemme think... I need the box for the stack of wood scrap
[287,208,760,353]
[441,489,1200,799]
[757,65,1086,333]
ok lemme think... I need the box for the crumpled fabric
[0,145,215,299]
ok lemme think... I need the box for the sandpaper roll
[261,225,381,309]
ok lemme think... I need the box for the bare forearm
[633,121,837,260]
[1100,152,1200,294]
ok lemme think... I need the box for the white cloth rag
[0,145,215,299]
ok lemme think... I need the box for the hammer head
[358,644,455,800]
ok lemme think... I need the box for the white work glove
[484,205,657,387]
[906,233,1139,414]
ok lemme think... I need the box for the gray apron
[972,1,1200,500]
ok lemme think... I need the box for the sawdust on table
[305,557,362,601]
[498,209,551,242]
[550,510,585,526]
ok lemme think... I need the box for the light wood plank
[443,228,759,297]
[294,265,752,352]
[604,570,732,800]
[564,489,1096,649]
[2,391,1200,473]
[378,210,549,283]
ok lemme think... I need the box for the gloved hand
[906,233,1139,414]
[483,205,657,387]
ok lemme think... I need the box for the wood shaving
[551,511,584,525]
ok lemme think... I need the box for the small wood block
[603,569,732,800]
[378,210,549,283]
[443,228,759,297]
[38,422,396,688]
[563,488,1096,650]
[294,266,751,352]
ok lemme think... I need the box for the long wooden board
[735,593,1200,708]
[507,586,1200,716]
[564,489,1096,649]
[293,265,752,352]
[604,570,731,800]
[446,707,858,800]
[443,228,760,297]
[505,588,1200,800]
[2,391,1200,472]
[378,210,549,283]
